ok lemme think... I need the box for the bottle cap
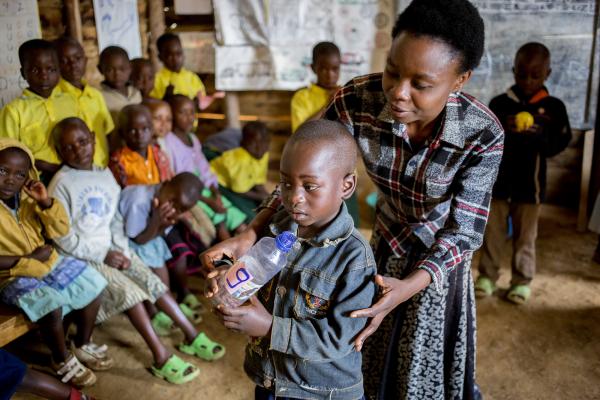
[275,231,296,253]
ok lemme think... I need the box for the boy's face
[58,125,95,170]
[159,39,184,73]
[280,142,354,235]
[57,42,87,84]
[122,111,153,153]
[101,53,131,89]
[21,49,60,98]
[157,185,195,215]
[150,103,173,138]
[241,131,269,160]
[513,52,551,99]
[312,53,341,90]
[171,98,195,133]
[0,149,30,200]
[132,63,155,97]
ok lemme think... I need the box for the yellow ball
[515,111,534,132]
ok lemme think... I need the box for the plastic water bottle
[212,231,296,307]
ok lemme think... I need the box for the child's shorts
[164,222,205,274]
[0,256,107,322]
[90,253,169,324]
[0,350,27,400]
[129,237,172,269]
[197,188,247,231]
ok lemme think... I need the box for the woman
[203,0,503,398]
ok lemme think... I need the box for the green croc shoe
[474,276,495,298]
[182,293,207,314]
[179,303,203,325]
[179,332,226,362]
[506,284,531,305]
[151,354,199,384]
[151,311,174,336]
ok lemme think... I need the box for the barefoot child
[48,118,218,384]
[208,120,376,399]
[0,138,110,387]
[131,58,156,100]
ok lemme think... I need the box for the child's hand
[23,180,52,209]
[149,198,177,231]
[28,245,53,262]
[212,91,226,99]
[104,250,131,270]
[218,296,272,337]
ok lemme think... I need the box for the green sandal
[150,354,199,384]
[179,332,226,361]
[179,303,203,325]
[183,293,207,314]
[506,284,531,305]
[474,276,495,298]
[152,311,174,336]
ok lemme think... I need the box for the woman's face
[382,32,471,132]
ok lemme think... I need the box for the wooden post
[64,0,83,42]
[578,129,595,232]
[224,93,241,129]
[148,0,166,70]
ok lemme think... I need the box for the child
[290,42,341,133]
[142,98,173,159]
[0,138,110,387]
[209,121,270,219]
[150,32,224,109]
[48,118,220,384]
[0,39,78,182]
[208,120,376,400]
[97,46,142,125]
[54,36,114,167]
[131,58,156,100]
[165,94,247,240]
[477,42,572,304]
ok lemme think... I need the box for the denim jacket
[244,203,376,400]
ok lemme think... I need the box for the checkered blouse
[323,73,504,291]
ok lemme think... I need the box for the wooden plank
[197,112,291,122]
[0,305,35,347]
[64,0,83,43]
[578,129,595,231]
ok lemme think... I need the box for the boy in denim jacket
[212,120,375,400]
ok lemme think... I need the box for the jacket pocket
[293,269,336,320]
[22,122,46,154]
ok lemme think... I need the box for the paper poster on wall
[174,0,213,15]
[93,0,142,59]
[0,0,41,107]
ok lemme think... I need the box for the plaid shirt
[322,74,504,291]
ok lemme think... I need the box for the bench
[0,304,35,347]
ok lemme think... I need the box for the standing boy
[477,42,572,304]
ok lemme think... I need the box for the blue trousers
[255,385,365,400]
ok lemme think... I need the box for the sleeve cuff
[257,187,282,212]
[269,315,291,354]
[416,259,446,294]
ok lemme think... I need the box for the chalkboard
[398,0,600,129]
[0,0,41,108]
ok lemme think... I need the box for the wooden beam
[197,112,290,123]
[64,0,83,42]
[0,305,35,347]
[224,93,242,128]
[148,0,166,71]
[578,129,595,231]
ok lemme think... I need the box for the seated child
[119,172,225,359]
[165,94,247,240]
[209,120,376,400]
[209,121,270,220]
[142,98,173,162]
[150,32,224,109]
[48,118,221,384]
[201,126,243,161]
[97,46,142,127]
[54,36,114,167]
[131,58,156,100]
[0,39,78,182]
[0,138,110,387]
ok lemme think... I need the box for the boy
[98,46,142,125]
[54,36,114,167]
[131,58,156,100]
[209,120,376,400]
[209,121,270,219]
[150,33,224,109]
[477,42,572,304]
[0,39,78,181]
[290,42,341,133]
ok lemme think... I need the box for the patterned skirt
[362,234,476,400]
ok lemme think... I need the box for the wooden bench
[0,304,35,347]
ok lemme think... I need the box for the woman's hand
[205,266,228,298]
[23,180,52,209]
[350,270,431,351]
[200,228,256,272]
[218,296,272,337]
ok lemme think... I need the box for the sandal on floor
[182,293,207,314]
[506,284,531,305]
[152,311,174,336]
[179,303,203,324]
[475,276,495,298]
[52,352,97,388]
[150,354,200,384]
[72,342,114,371]
[179,332,226,361]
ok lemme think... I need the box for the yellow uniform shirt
[210,147,269,193]
[150,67,206,100]
[58,79,115,167]
[0,87,78,164]
[290,84,331,133]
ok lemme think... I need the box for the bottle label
[224,261,261,301]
